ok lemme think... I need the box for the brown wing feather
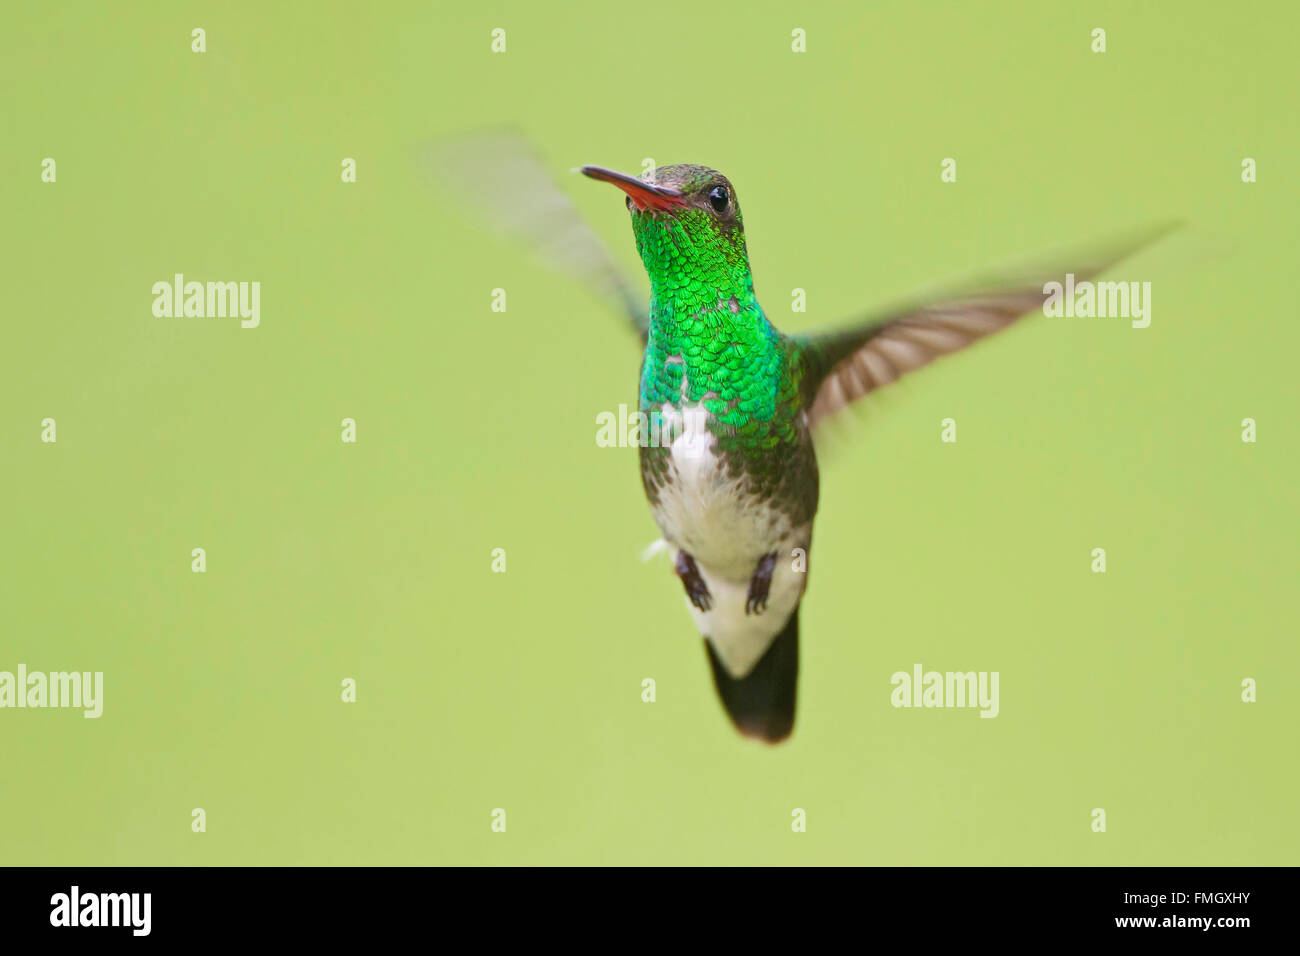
[798,225,1179,428]
[805,291,1043,423]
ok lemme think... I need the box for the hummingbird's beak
[580,165,687,212]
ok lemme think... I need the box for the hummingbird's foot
[745,552,778,615]
[675,550,712,612]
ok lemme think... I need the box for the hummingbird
[575,162,1169,742]
[424,134,1169,743]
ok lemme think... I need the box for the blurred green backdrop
[1,0,1296,865]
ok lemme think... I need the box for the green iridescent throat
[633,207,786,432]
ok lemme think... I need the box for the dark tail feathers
[705,610,799,743]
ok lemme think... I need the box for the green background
[2,0,1295,865]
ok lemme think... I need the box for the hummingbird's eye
[626,195,635,211]
[708,185,729,213]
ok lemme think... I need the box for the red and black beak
[580,165,687,212]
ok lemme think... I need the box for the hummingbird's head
[581,163,752,300]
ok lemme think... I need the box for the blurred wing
[418,129,648,340]
[798,224,1179,427]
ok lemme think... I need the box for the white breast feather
[650,371,808,679]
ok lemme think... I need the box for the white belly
[650,397,808,679]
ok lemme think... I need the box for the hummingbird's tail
[704,610,799,743]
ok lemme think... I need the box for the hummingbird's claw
[745,552,779,616]
[675,550,713,612]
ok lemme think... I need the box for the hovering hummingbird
[425,135,1168,743]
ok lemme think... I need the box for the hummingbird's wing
[796,224,1179,427]
[417,129,648,341]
